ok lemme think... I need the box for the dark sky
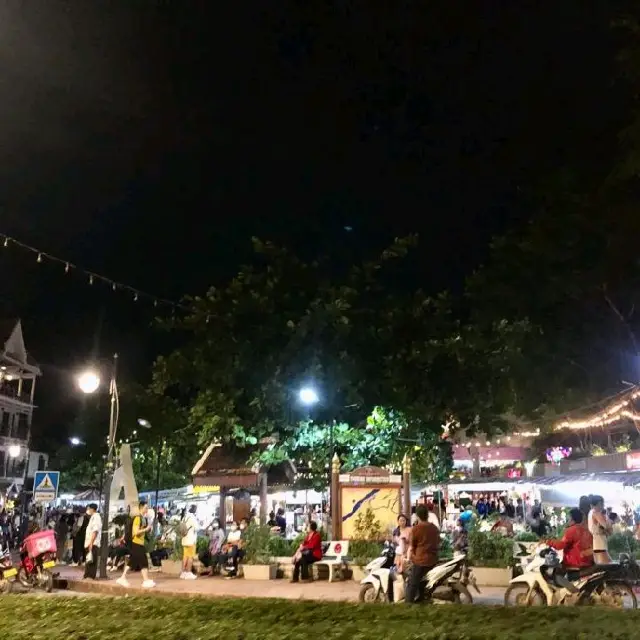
[0,1,630,445]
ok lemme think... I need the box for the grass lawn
[2,595,639,639]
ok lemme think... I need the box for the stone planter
[242,564,277,580]
[471,566,511,587]
[161,559,183,576]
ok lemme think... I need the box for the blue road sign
[33,471,60,503]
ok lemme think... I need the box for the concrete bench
[312,541,350,582]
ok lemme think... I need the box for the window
[0,412,10,436]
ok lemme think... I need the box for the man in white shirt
[180,505,198,580]
[83,503,103,580]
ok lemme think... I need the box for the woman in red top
[291,521,323,583]
[546,508,593,569]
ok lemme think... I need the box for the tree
[257,407,453,490]
[56,385,196,493]
[151,236,528,476]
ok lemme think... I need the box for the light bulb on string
[89,274,94,285]
[134,292,139,302]
[112,282,117,291]
[3,237,8,247]
[65,262,70,273]
[36,253,42,263]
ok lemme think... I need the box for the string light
[1,231,181,311]
[554,389,640,431]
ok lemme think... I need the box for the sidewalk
[55,566,505,604]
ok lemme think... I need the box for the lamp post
[137,418,161,509]
[77,354,119,580]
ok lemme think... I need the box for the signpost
[33,471,60,504]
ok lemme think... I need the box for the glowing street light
[69,437,82,446]
[299,387,319,406]
[8,445,21,458]
[77,370,100,394]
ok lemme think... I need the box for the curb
[62,578,225,600]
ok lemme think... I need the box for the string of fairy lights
[1,231,183,311]
[554,388,640,431]
[4,230,640,434]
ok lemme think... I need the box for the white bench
[312,540,350,582]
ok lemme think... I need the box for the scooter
[505,545,637,608]
[359,544,478,604]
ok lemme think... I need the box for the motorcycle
[0,547,17,593]
[359,543,479,604]
[18,530,57,593]
[505,545,637,608]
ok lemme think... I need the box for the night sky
[0,2,630,445]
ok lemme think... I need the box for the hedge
[2,595,640,639]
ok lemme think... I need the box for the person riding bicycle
[545,508,593,580]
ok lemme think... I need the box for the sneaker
[142,580,156,589]
[116,577,130,588]
[179,572,186,579]
[184,572,196,580]
[69,562,79,567]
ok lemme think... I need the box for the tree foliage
[151,236,529,477]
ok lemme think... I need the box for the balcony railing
[0,383,31,403]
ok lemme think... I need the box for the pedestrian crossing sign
[33,471,60,503]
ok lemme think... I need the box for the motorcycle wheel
[588,582,637,609]
[359,583,383,603]
[453,585,473,605]
[17,567,32,589]
[41,570,54,593]
[504,584,545,607]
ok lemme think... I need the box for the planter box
[471,566,511,587]
[242,564,277,580]
[161,559,183,576]
[350,566,366,582]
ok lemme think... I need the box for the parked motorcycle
[505,545,637,608]
[18,530,57,593]
[359,543,478,604]
[0,547,17,593]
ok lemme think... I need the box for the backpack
[177,519,190,537]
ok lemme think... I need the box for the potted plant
[349,540,384,581]
[467,528,514,587]
[241,524,277,580]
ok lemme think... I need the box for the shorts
[182,545,196,559]
[128,543,148,571]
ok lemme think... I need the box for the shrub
[349,540,384,567]
[467,528,514,568]
[196,535,210,556]
[352,507,382,541]
[242,524,274,565]
[514,531,540,542]
[609,531,639,558]
[266,535,292,557]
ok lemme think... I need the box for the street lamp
[76,354,119,580]
[8,445,21,458]
[77,371,100,394]
[299,387,319,406]
[138,418,163,511]
[69,437,82,446]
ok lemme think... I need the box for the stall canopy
[191,442,296,524]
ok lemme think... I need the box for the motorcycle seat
[572,564,619,577]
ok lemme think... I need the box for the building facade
[0,319,45,493]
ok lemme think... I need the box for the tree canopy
[150,236,530,481]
